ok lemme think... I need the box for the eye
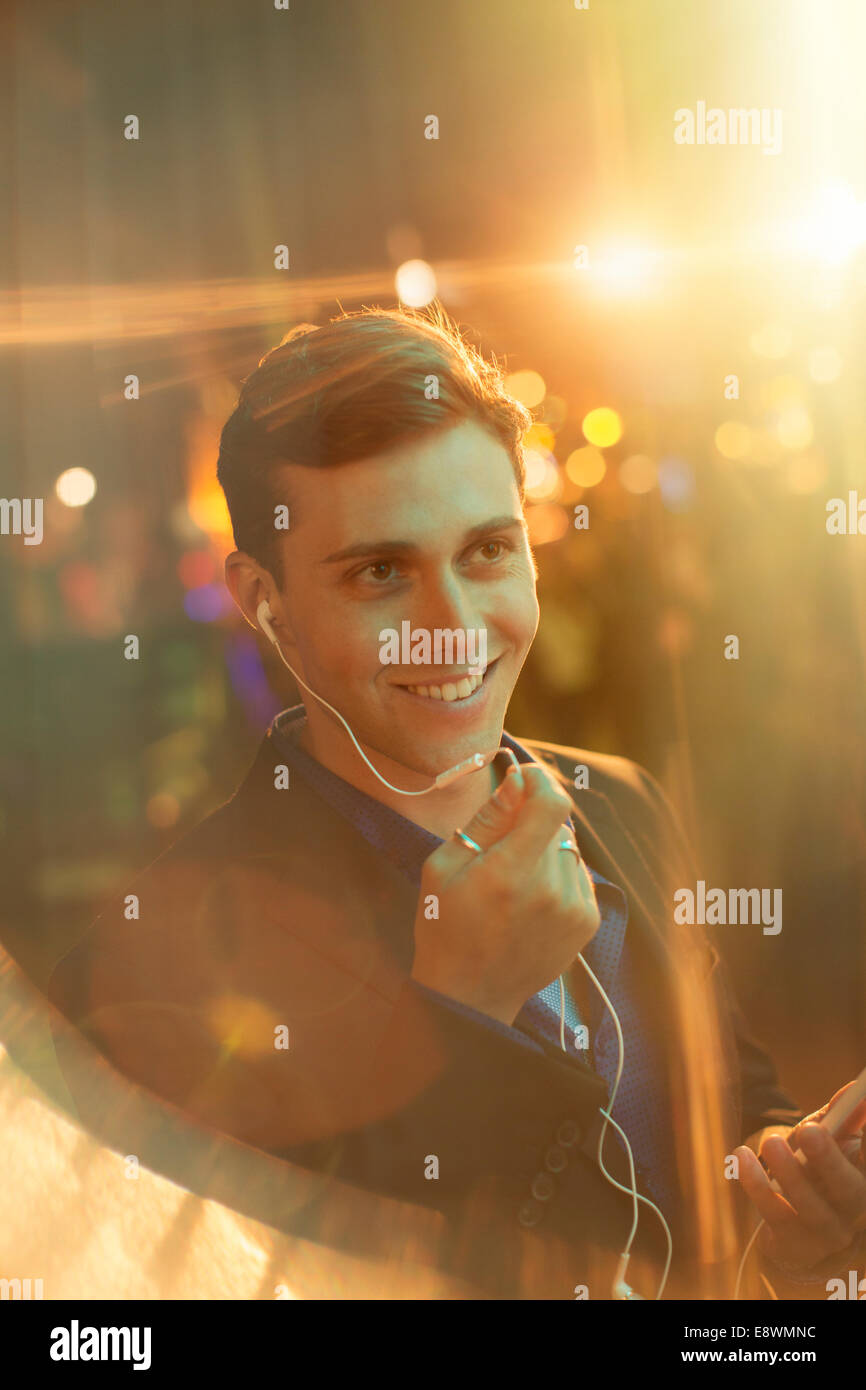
[352,559,400,584]
[472,538,513,562]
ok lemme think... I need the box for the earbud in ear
[256,599,278,645]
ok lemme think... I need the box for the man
[49,307,866,1299]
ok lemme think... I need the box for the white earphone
[563,955,674,1299]
[256,595,673,1297]
[256,599,498,795]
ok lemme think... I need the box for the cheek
[517,607,540,656]
[322,611,387,683]
[501,582,540,645]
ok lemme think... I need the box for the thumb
[458,763,525,854]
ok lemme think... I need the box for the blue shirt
[269,705,676,1212]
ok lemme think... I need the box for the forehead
[276,419,522,545]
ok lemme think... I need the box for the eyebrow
[318,515,526,566]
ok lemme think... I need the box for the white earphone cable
[261,599,673,1298]
[262,605,494,796]
[557,953,674,1299]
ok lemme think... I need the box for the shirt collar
[268,704,611,890]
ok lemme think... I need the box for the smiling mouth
[392,657,500,704]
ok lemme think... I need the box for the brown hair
[216,303,531,583]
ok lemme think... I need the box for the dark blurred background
[2,0,865,1116]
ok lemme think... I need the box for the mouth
[390,656,502,707]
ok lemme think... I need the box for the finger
[485,764,576,868]
[734,1145,799,1231]
[434,763,527,874]
[555,824,581,869]
[792,1085,866,1144]
[556,821,579,850]
[834,1096,866,1140]
[794,1123,866,1228]
[556,829,596,908]
[759,1134,851,1249]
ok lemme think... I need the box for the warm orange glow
[524,449,562,500]
[525,502,569,545]
[775,405,814,450]
[749,323,792,359]
[714,422,752,460]
[582,408,622,448]
[808,346,843,383]
[566,446,606,487]
[784,450,827,493]
[523,422,556,452]
[395,259,437,307]
[505,369,546,409]
[55,468,97,507]
[207,995,286,1060]
[619,454,657,493]
[185,411,234,543]
[145,793,181,829]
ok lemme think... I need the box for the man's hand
[734,1081,866,1278]
[410,761,601,1026]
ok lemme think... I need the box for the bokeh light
[525,502,569,545]
[796,182,866,266]
[592,243,659,295]
[185,411,234,544]
[539,395,568,429]
[186,479,231,539]
[658,608,694,656]
[178,549,218,589]
[566,445,606,487]
[58,562,105,628]
[523,422,556,452]
[55,467,96,507]
[775,405,813,450]
[395,259,437,307]
[145,792,181,829]
[183,584,232,622]
[206,994,286,1059]
[658,457,695,512]
[760,375,804,410]
[619,454,657,494]
[505,369,546,409]
[581,407,622,448]
[523,448,562,501]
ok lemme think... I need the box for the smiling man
[49,307,866,1299]
[227,413,541,843]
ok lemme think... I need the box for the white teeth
[405,671,485,701]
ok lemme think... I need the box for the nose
[411,565,479,637]
[389,566,487,678]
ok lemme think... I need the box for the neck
[294,707,507,839]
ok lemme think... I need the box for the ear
[224,552,273,633]
[224,552,300,649]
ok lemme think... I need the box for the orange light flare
[0,263,567,346]
[183,390,236,550]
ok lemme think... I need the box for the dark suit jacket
[48,729,803,1298]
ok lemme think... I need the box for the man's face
[273,418,540,779]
